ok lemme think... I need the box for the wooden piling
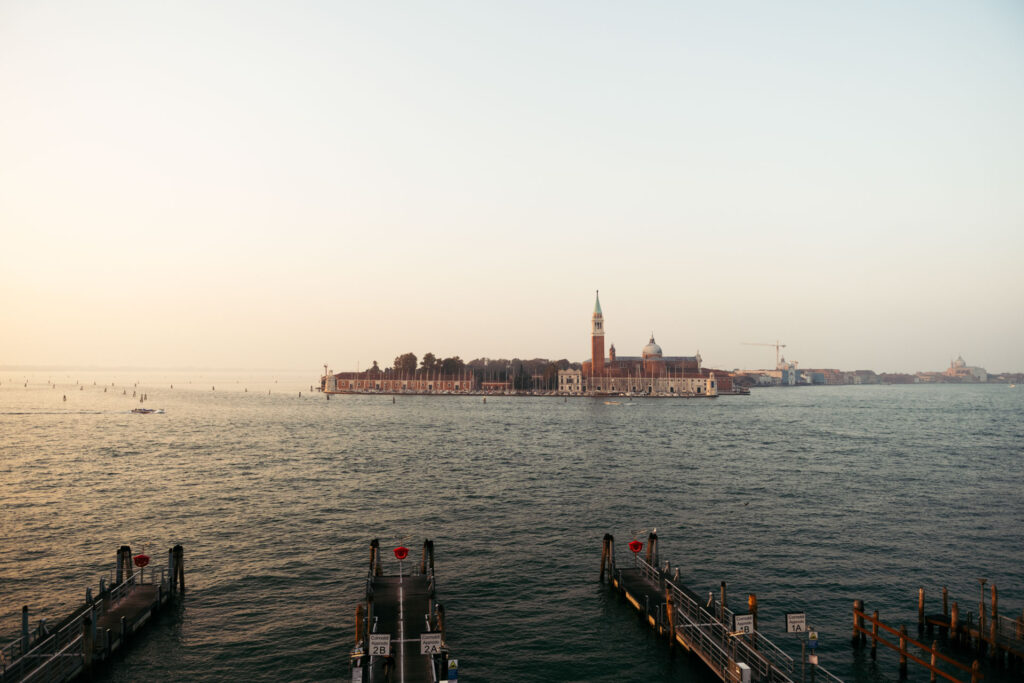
[872,610,879,658]
[173,545,185,592]
[720,581,727,623]
[83,616,94,669]
[665,588,676,649]
[951,602,960,646]
[436,604,446,639]
[645,531,657,566]
[749,594,759,638]
[600,534,610,582]
[899,624,908,679]
[22,605,29,652]
[930,640,938,682]
[918,588,925,634]
[354,603,364,650]
[370,539,381,577]
[852,599,863,646]
[970,659,980,683]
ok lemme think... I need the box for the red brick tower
[591,290,605,376]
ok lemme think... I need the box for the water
[1,374,1022,682]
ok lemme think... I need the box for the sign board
[369,633,391,657]
[448,659,459,670]
[351,667,362,682]
[808,654,819,665]
[808,630,818,649]
[420,633,443,655]
[733,613,755,635]
[786,612,806,633]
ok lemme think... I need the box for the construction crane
[743,341,787,367]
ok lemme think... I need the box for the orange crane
[743,341,787,367]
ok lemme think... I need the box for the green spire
[594,290,602,316]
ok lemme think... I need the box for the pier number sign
[370,633,391,657]
[786,612,806,633]
[420,633,443,655]
[733,613,755,634]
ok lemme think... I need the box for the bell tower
[591,290,605,376]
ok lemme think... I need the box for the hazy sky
[2,1,1022,373]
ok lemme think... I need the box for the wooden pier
[1,545,184,683]
[851,585,1024,681]
[350,539,455,683]
[601,533,842,683]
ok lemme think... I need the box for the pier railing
[2,567,167,683]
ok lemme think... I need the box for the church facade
[564,292,730,396]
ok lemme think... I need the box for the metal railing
[667,579,796,683]
[2,567,167,683]
[996,614,1024,644]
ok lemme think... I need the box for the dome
[641,334,663,358]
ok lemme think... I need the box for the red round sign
[133,554,150,568]
[394,546,409,561]
[628,540,643,554]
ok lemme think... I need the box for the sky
[2,1,1022,373]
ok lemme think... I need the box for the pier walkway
[351,540,454,683]
[1,545,184,683]
[601,533,843,683]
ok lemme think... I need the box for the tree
[440,356,465,376]
[420,352,437,374]
[393,353,417,377]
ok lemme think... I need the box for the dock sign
[786,612,806,633]
[420,633,443,655]
[369,633,391,657]
[733,613,755,635]
[351,667,362,682]
[808,631,818,649]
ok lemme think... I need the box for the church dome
[641,335,663,358]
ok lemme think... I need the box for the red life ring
[133,554,150,568]
[628,540,643,554]
[393,546,409,561]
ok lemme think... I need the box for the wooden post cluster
[918,588,925,635]
[852,599,865,646]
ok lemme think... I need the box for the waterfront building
[558,369,583,395]
[576,292,729,396]
[944,355,988,382]
[323,362,477,394]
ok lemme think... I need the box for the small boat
[131,408,156,414]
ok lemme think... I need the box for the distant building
[944,355,987,382]
[576,292,728,396]
[323,362,477,394]
[558,369,583,395]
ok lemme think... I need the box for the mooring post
[645,531,655,565]
[600,534,610,582]
[930,640,938,682]
[941,587,949,638]
[116,547,124,585]
[852,599,863,647]
[991,584,998,658]
[872,610,879,658]
[665,588,676,648]
[899,624,908,679]
[86,587,93,604]
[173,545,185,592]
[120,616,127,646]
[355,603,364,651]
[951,602,960,646]
[970,659,981,683]
[428,539,435,576]
[420,540,429,575]
[749,594,759,644]
[167,548,175,595]
[21,605,29,652]
[919,588,925,635]
[436,604,446,639]
[370,539,381,577]
[82,616,94,669]
[123,545,134,583]
[720,581,727,623]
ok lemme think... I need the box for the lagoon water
[1,373,1022,682]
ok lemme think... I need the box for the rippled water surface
[1,373,1022,682]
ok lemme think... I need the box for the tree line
[371,353,582,391]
